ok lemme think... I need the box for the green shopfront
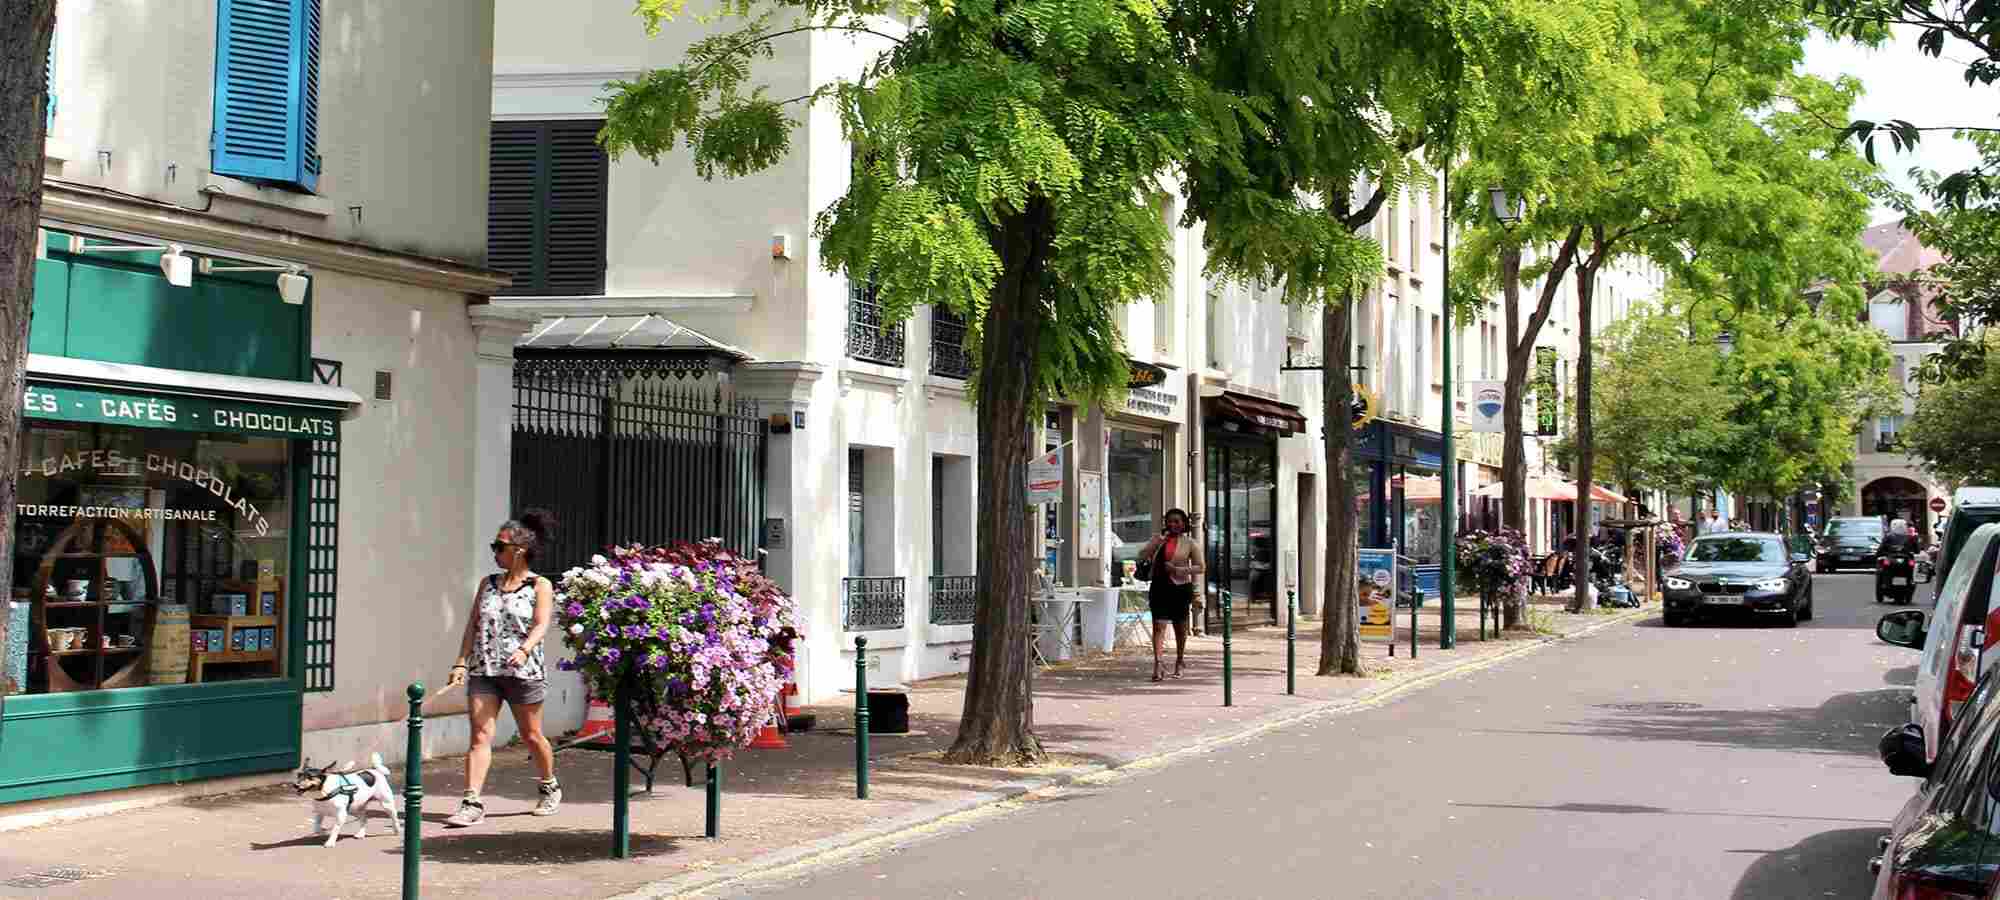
[0,226,359,803]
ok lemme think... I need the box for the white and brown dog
[292,753,401,847]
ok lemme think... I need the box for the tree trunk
[0,2,55,722]
[1572,243,1604,612]
[945,197,1053,766]
[1318,291,1362,676]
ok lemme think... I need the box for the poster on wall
[1077,471,1104,558]
[1357,548,1396,641]
[1465,380,1507,433]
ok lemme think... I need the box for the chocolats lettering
[210,407,332,437]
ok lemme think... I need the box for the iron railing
[846,281,906,366]
[512,359,766,569]
[929,574,976,625]
[843,576,906,631]
[930,308,973,380]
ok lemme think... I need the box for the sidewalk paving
[0,598,1644,900]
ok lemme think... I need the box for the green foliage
[1901,134,2000,384]
[1903,337,2000,485]
[1569,300,1735,495]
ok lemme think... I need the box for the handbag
[1134,539,1166,583]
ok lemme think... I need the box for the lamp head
[276,268,308,305]
[1716,330,1734,357]
[1487,187,1525,227]
[159,245,192,287]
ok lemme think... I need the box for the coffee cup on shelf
[63,579,89,598]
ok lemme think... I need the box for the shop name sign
[1126,361,1169,390]
[24,383,338,439]
[22,449,278,537]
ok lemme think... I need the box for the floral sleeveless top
[471,574,546,681]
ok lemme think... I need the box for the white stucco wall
[46,0,494,263]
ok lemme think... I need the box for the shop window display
[12,421,290,694]
[1108,428,1164,586]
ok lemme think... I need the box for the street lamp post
[1440,158,1457,650]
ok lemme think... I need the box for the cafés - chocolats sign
[24,384,337,439]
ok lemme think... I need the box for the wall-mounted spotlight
[159,245,192,287]
[200,258,311,303]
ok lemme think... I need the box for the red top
[1164,535,1178,564]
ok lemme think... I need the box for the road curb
[613,604,1652,900]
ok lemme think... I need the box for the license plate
[1842,554,1862,560]
[1893,577,1910,586]
[1704,595,1744,605]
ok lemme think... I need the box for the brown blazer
[1139,530,1206,585]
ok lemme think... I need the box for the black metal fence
[847,281,905,366]
[928,574,976,625]
[843,576,906,631]
[512,357,766,571]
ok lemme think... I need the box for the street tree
[1899,335,2000,485]
[1179,0,1631,674]
[0,2,57,727]
[1566,300,1734,500]
[601,0,1261,764]
[1456,0,1878,610]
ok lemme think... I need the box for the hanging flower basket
[555,539,798,762]
[1454,528,1532,608]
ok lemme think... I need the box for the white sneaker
[533,779,562,816]
[444,798,485,827]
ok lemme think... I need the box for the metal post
[1410,588,1418,659]
[612,669,632,859]
[1222,590,1234,707]
[705,762,721,838]
[1285,589,1296,696]
[1440,147,1458,650]
[855,636,870,799]
[402,683,424,900]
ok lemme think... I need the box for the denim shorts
[467,675,546,706]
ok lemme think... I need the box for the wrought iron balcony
[930,308,974,380]
[929,574,977,625]
[843,576,907,631]
[846,281,906,367]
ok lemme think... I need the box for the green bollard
[1410,591,1418,659]
[1222,591,1234,707]
[1285,589,1296,696]
[612,676,632,859]
[402,683,424,900]
[705,762,721,838]
[855,636,870,799]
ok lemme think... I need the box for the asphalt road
[724,574,1926,900]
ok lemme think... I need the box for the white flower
[569,623,584,635]
[591,554,608,566]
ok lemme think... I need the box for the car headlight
[1664,576,1692,590]
[1753,577,1789,592]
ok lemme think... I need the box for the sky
[1802,27,2000,223]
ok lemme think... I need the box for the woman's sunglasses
[489,541,516,554]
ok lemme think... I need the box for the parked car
[1871,666,2000,898]
[1660,532,1814,627]
[1820,515,1888,572]
[1877,523,2000,764]
[1937,488,2000,603]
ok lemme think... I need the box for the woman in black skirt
[1138,508,1204,681]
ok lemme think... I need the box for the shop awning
[1205,391,1308,436]
[24,354,364,439]
[1472,477,1628,505]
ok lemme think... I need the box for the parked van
[1934,488,2000,603]
[1879,523,2000,763]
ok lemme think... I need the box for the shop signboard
[24,382,340,439]
[1533,347,1560,436]
[1357,548,1396,641]
[1120,365,1181,421]
[1466,380,1506,433]
[1027,445,1065,504]
[1126,360,1169,390]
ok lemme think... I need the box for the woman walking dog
[443,509,561,827]
[1137,508,1204,682]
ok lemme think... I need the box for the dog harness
[315,769,377,802]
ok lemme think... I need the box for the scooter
[1877,549,1918,604]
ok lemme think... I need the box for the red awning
[1206,391,1308,436]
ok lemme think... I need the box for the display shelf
[191,650,276,664]
[48,647,142,657]
[190,615,276,628]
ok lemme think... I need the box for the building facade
[8,0,529,808]
[1840,222,1953,538]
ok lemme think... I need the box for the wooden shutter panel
[542,121,609,295]
[488,120,607,296]
[213,0,321,192]
[487,122,542,293]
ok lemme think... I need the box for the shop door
[1204,436,1279,629]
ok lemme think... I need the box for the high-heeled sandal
[1171,662,1184,679]
[1151,660,1165,682]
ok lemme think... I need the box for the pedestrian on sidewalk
[444,509,562,827]
[1138,508,1204,682]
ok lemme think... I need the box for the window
[1109,428,1166,587]
[212,0,323,193]
[1410,192,1422,261]
[1870,298,1909,341]
[488,120,610,297]
[1688,537,1784,563]
[1206,285,1227,370]
[1385,194,1400,265]
[15,420,293,694]
[1878,415,1906,451]
[1431,313,1442,385]
[929,307,971,378]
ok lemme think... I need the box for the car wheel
[1800,589,1814,621]
[1662,611,1684,627]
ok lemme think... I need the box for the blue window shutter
[212,0,321,192]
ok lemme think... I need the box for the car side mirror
[1878,609,1929,649]
[1879,724,1933,778]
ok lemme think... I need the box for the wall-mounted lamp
[159,245,192,287]
[200,258,311,303]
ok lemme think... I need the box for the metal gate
[510,354,766,570]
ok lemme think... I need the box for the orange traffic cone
[575,695,615,741]
[750,696,788,749]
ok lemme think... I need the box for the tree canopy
[1903,335,2000,485]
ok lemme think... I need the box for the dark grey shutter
[487,120,607,296]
